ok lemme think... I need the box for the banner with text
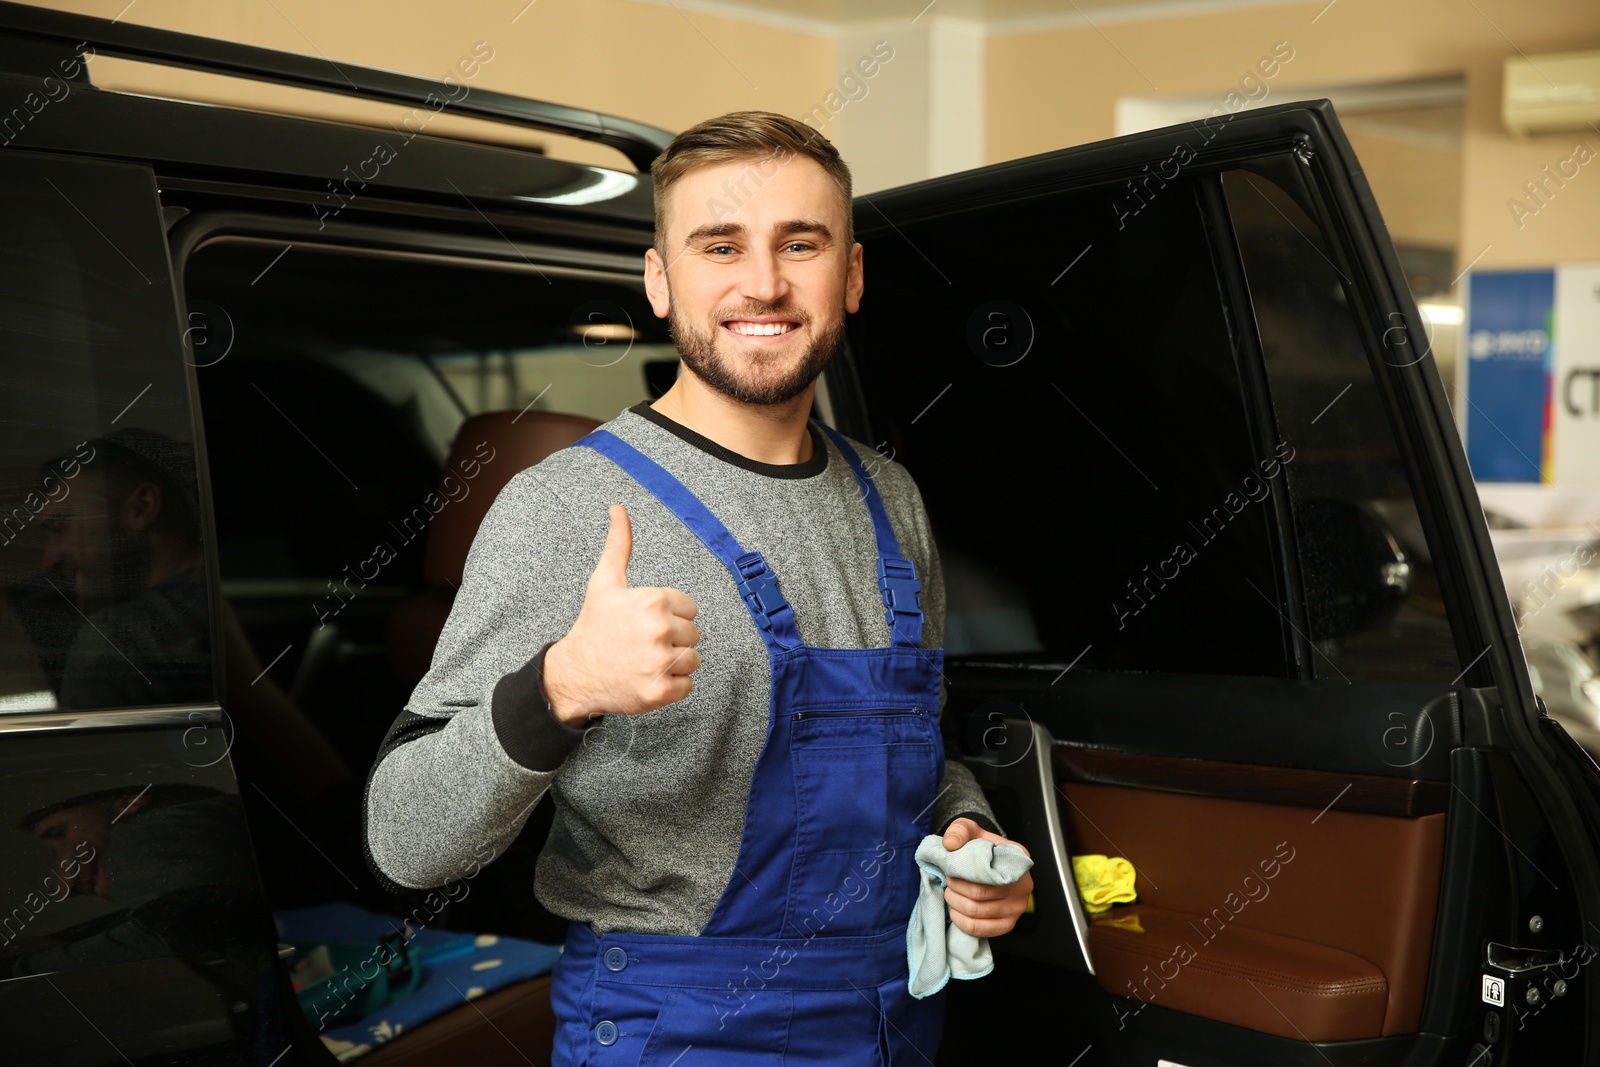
[1464,269,1554,483]
[1552,263,1600,485]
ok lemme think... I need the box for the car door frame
[832,99,1600,1063]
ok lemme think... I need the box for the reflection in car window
[850,166,1286,676]
[0,721,267,1047]
[1222,166,1461,683]
[6,783,259,976]
[0,156,212,713]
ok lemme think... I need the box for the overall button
[595,1020,619,1046]
[603,947,628,972]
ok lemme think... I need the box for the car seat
[386,410,602,691]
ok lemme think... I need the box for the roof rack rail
[0,0,673,171]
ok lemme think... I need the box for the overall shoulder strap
[814,423,925,649]
[577,430,802,652]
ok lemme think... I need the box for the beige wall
[1343,113,1462,252]
[986,0,1600,270]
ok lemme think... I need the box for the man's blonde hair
[650,110,853,256]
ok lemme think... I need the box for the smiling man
[364,111,1031,1065]
[649,157,842,414]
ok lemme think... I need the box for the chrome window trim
[0,704,222,734]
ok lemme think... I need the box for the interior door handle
[962,718,1095,975]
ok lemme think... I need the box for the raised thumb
[589,504,633,589]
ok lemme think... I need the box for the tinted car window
[849,170,1286,676]
[1222,164,1461,683]
[0,152,212,713]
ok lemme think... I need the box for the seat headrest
[424,410,601,588]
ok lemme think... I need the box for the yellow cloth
[1071,854,1137,914]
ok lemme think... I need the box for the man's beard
[76,524,152,616]
[670,303,843,406]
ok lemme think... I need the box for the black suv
[2,4,1598,1066]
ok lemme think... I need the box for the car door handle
[961,718,1095,975]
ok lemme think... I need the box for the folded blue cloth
[906,834,1033,998]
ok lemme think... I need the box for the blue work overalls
[549,423,946,1066]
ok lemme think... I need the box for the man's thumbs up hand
[587,502,636,593]
[545,505,701,726]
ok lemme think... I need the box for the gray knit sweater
[363,402,997,937]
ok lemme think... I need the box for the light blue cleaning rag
[906,834,1034,998]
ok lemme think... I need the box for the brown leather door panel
[1059,767,1446,1040]
[1087,905,1390,1041]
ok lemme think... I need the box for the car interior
[174,236,695,1060]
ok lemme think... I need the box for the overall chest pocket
[786,706,941,938]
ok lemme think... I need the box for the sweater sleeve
[362,469,593,892]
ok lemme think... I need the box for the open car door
[0,146,326,1066]
[836,100,1600,1066]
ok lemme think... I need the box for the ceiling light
[1419,303,1464,324]
[569,322,639,341]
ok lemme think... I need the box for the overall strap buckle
[736,552,794,639]
[877,557,924,633]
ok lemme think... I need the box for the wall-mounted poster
[1463,270,1554,483]
[1552,263,1600,485]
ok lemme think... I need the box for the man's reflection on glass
[4,783,260,975]
[24,428,210,709]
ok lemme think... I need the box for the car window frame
[1237,139,1496,694]
[1195,172,1313,678]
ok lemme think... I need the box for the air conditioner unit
[1504,50,1600,135]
